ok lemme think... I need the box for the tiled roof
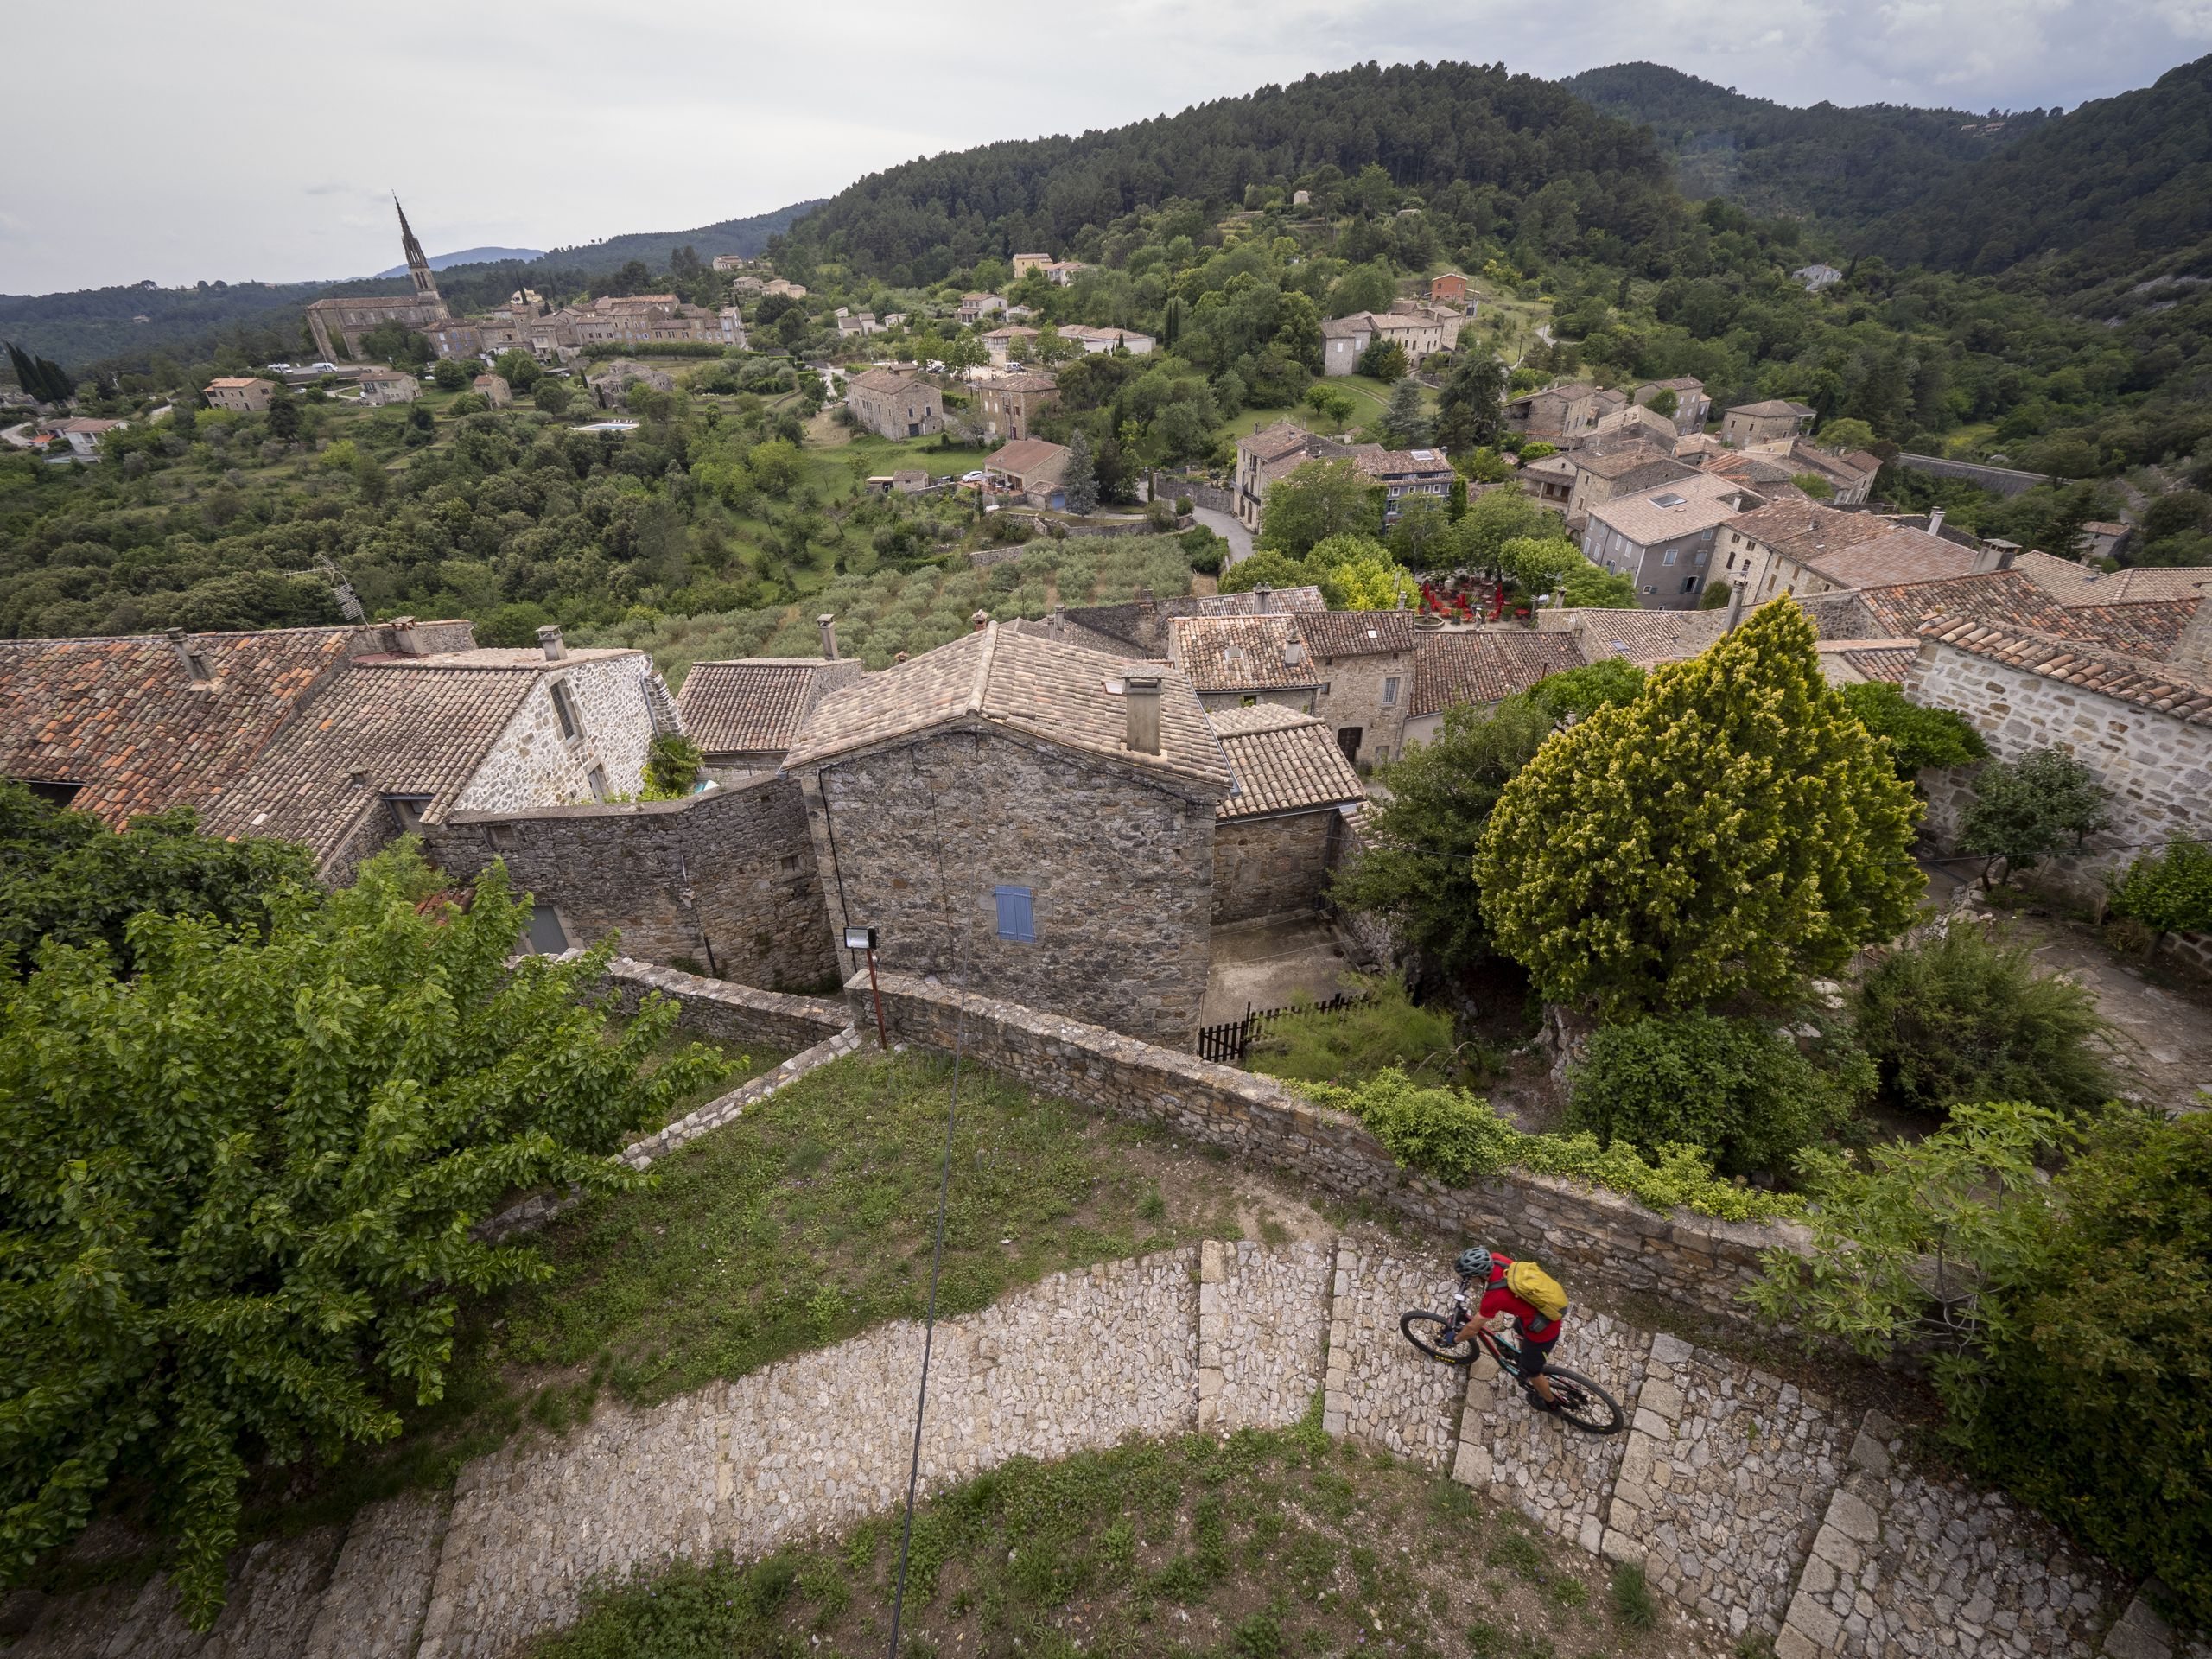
[850,367,925,394]
[1586,473,1751,544]
[1569,441,1677,480]
[1169,615,1319,691]
[1210,704,1365,820]
[2061,598,2200,658]
[677,658,861,756]
[1351,448,1452,480]
[990,372,1058,392]
[1062,587,1325,654]
[1919,617,2212,722]
[2013,551,2212,605]
[1727,499,1891,564]
[1319,315,1375,339]
[0,626,362,828]
[1701,451,1800,489]
[1296,611,1418,659]
[1799,528,1981,589]
[200,663,543,862]
[984,438,1071,481]
[1411,629,1586,716]
[1569,607,1733,667]
[1850,570,2078,637]
[785,624,1230,791]
[1834,643,1921,683]
[1730,399,1816,418]
[1238,420,1314,464]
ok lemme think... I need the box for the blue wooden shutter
[994,886,1035,942]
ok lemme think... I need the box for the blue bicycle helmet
[1455,1245,1493,1281]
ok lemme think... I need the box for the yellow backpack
[1505,1259,1570,1325]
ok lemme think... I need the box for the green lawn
[1213,374,1430,450]
[251,1049,1215,1537]
[532,1410,1685,1658]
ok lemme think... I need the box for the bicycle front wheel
[1541,1366,1624,1435]
[1400,1311,1476,1365]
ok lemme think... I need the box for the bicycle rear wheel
[1400,1311,1476,1365]
[1539,1366,1624,1435]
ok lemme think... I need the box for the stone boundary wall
[849,969,1806,1325]
[601,955,850,1053]
[1891,452,2050,498]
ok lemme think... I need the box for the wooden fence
[1195,991,1363,1065]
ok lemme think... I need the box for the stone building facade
[844,368,943,440]
[785,625,1230,1047]
[1208,703,1365,925]
[423,775,836,990]
[448,647,664,817]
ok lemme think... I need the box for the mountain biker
[1452,1245,1563,1409]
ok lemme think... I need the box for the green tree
[1357,339,1408,380]
[1559,564,1638,607]
[1062,430,1099,514]
[1386,493,1453,566]
[533,378,573,416]
[643,733,704,798]
[1836,682,1987,778]
[1332,699,1554,978]
[1450,486,1558,581]
[2109,839,2212,955]
[1255,458,1379,556]
[1476,601,1923,1015]
[430,359,471,391]
[0,849,728,1625]
[1497,534,1586,599]
[0,782,317,978]
[1958,747,2110,888]
[1521,659,1645,725]
[264,396,300,442]
[1790,472,1835,500]
[1311,537,1416,609]
[1852,923,2116,1117]
[1815,417,1877,451]
[1433,352,1505,453]
[1644,388,1678,419]
[1378,378,1430,448]
[1568,1010,1871,1177]
[1304,384,1355,424]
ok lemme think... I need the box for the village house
[1517,451,1577,510]
[761,278,808,300]
[1169,613,1322,716]
[1233,421,1345,532]
[203,376,276,412]
[1171,607,1418,768]
[1533,605,1738,669]
[1632,377,1710,434]
[48,417,125,460]
[473,372,512,408]
[836,311,885,340]
[1720,399,1818,448]
[1402,628,1586,747]
[1585,402,1682,453]
[1745,436,1883,505]
[981,326,1040,366]
[1059,324,1155,356]
[1061,584,1328,658]
[676,634,866,779]
[1351,448,1454,527]
[2082,521,2135,563]
[711,254,755,273]
[982,437,1073,507]
[1011,253,1052,276]
[1041,261,1090,286]
[783,624,1232,1047]
[1506,383,1602,444]
[1205,704,1367,925]
[845,367,944,440]
[1723,499,2003,601]
[1319,315,1376,376]
[357,369,421,406]
[1582,474,1763,608]
[956,292,1007,325]
[1562,442,1699,528]
[1427,271,1469,305]
[2012,552,2212,605]
[975,372,1059,442]
[427,317,485,359]
[1318,306,1465,374]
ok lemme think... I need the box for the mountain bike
[1399,1287,1624,1436]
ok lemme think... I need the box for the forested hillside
[1560,62,2048,226]
[772,61,1676,283]
[533,199,825,275]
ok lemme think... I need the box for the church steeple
[394,194,439,302]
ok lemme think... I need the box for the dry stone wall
[1321,1244,1465,1468]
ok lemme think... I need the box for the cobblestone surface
[304,1491,448,1659]
[1209,1238,1331,1431]
[1456,1309,1649,1553]
[1624,1335,1847,1642]
[1322,1246,1466,1469]
[1778,1412,2117,1658]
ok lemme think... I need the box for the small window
[524,904,569,955]
[383,794,434,832]
[779,853,801,872]
[1382,677,1400,707]
[21,779,82,809]
[1662,549,1678,567]
[994,885,1036,943]
[1683,576,1701,594]
[586,765,610,802]
[550,680,582,741]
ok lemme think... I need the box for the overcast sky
[7,0,2205,295]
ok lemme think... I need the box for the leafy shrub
[1246,979,1458,1084]
[643,733,704,798]
[1837,682,1988,778]
[1958,746,2109,888]
[1853,924,2116,1116]
[1519,658,1645,725]
[2108,839,2212,948]
[1568,1012,1870,1177]
[1301,1070,1802,1222]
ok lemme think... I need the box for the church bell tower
[393,195,442,304]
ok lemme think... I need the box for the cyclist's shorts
[1516,1330,1560,1376]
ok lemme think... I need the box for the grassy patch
[531,1406,1683,1657]
[1246,977,1466,1087]
[255,1049,1200,1535]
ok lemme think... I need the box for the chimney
[817,613,839,659]
[2173,602,2212,678]
[1927,506,1945,537]
[536,624,566,661]
[1123,673,1162,755]
[1255,584,1274,613]
[971,608,990,632]
[1724,577,1748,632]
[164,627,212,684]
[1284,637,1306,669]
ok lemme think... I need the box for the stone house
[1011,253,1052,276]
[49,416,125,459]
[1585,403,1682,453]
[2082,521,2135,563]
[1632,377,1709,434]
[473,373,512,408]
[982,437,1072,505]
[587,359,676,410]
[1041,261,1089,286]
[1506,383,1601,444]
[1351,448,1453,527]
[1319,307,1462,374]
[1563,442,1698,528]
[956,293,1006,324]
[1402,628,1586,747]
[981,326,1039,366]
[1171,608,1417,769]
[203,376,276,412]
[1743,436,1881,505]
[761,279,807,299]
[676,644,865,779]
[1533,606,1736,669]
[1794,264,1845,292]
[1582,474,1762,608]
[1517,452,1577,510]
[1319,315,1375,376]
[1206,703,1367,925]
[836,312,884,340]
[427,317,486,359]
[1064,584,1328,658]
[1059,325,1155,356]
[1169,613,1322,716]
[1427,271,1469,305]
[845,367,944,440]
[1723,499,2000,602]
[975,372,1059,442]
[1235,421,1339,531]
[357,369,420,406]
[783,624,1231,1047]
[1720,399,1817,448]
[2012,553,2212,606]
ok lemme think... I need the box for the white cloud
[3,1,2203,291]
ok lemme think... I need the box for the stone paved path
[4,1240,2201,1659]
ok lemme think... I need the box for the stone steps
[5,1239,2200,1659]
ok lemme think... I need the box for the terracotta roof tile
[1296,611,1418,660]
[1797,527,1980,588]
[1170,615,1319,691]
[2052,598,2200,658]
[1211,705,1365,819]
[1586,473,1752,544]
[1840,645,1919,683]
[1567,607,1733,667]
[1411,629,1586,716]
[2014,551,2212,605]
[677,658,862,756]
[1918,617,2212,721]
[1850,569,2078,637]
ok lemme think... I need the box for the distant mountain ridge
[373,246,545,278]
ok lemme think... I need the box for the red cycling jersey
[1476,1256,1561,1341]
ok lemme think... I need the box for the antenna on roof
[315,555,366,623]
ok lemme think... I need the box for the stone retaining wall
[602,955,849,1053]
[852,970,1806,1325]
